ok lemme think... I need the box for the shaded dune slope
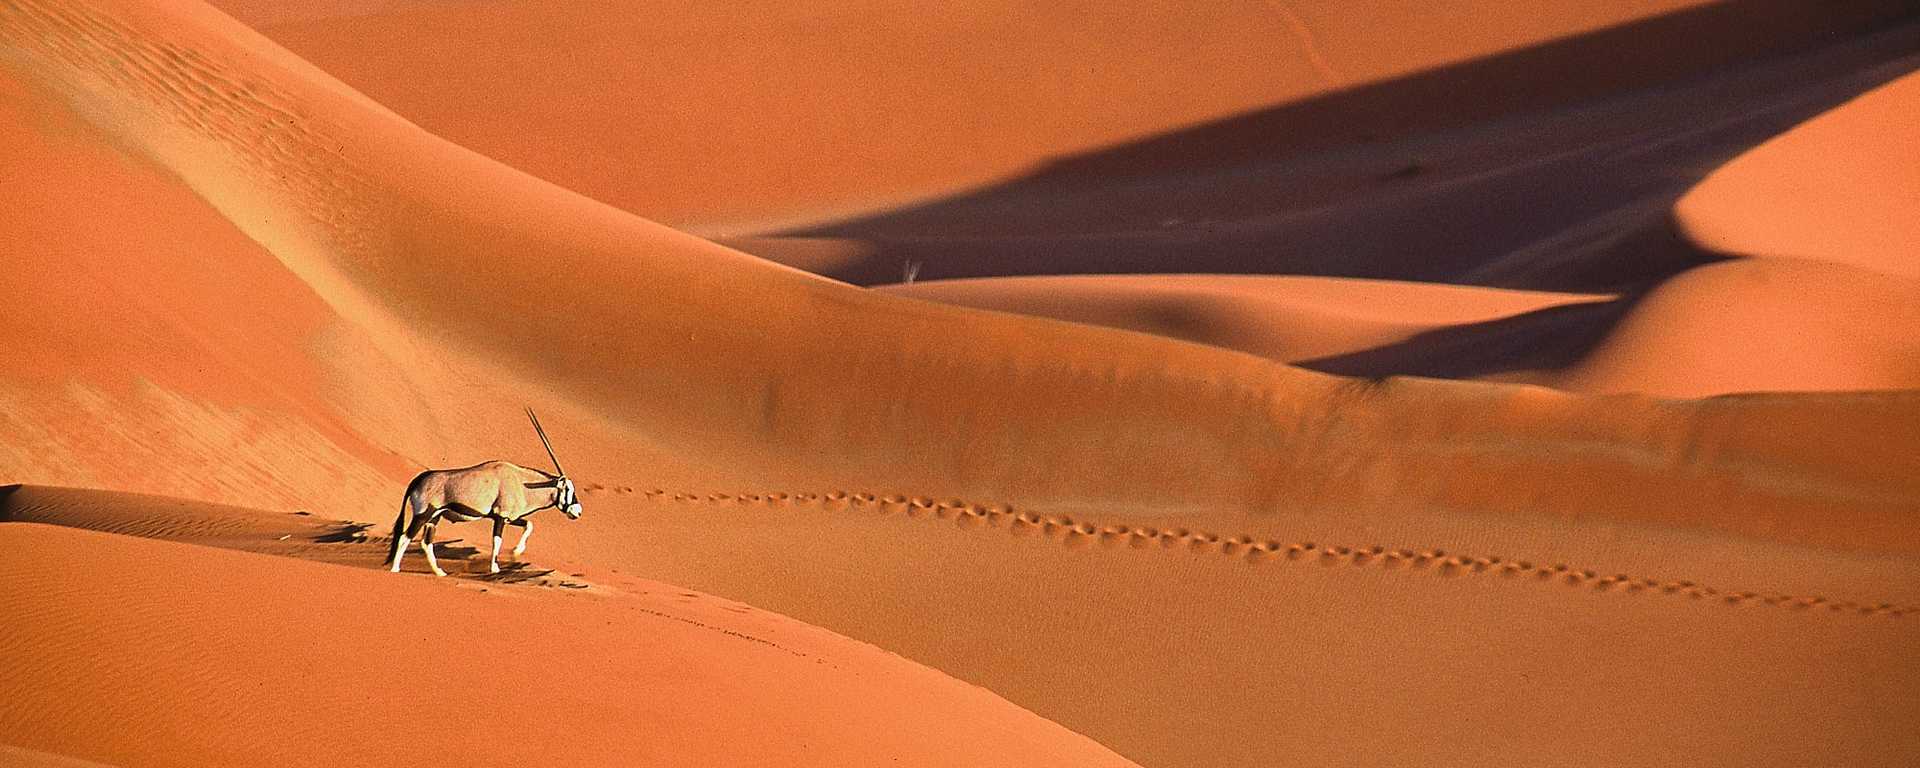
[747,12,1919,288]
[0,489,1138,768]
[863,24,1920,397]
[216,0,1913,232]
[4,2,1919,766]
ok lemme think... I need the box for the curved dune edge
[1551,259,1920,396]
[882,274,1617,384]
[4,2,1920,767]
[1676,70,1920,275]
[0,492,1140,768]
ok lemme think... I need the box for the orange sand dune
[211,0,1913,230]
[5,0,1914,553]
[882,260,1920,397]
[1552,259,1920,396]
[0,491,1137,768]
[732,18,1918,294]
[884,274,1616,381]
[5,2,1920,766]
[1677,70,1920,276]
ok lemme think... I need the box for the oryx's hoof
[489,562,502,574]
[431,568,448,577]
[512,546,527,557]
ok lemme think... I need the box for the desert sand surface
[0,487,1139,768]
[3,1,1918,766]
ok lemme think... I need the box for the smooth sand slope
[1678,69,1920,275]
[0,488,1138,768]
[1553,259,1920,396]
[3,2,1919,766]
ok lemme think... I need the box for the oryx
[388,409,583,576]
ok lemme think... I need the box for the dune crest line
[594,487,1919,619]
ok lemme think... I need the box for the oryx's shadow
[312,521,375,544]
[312,521,479,563]
[475,561,559,585]
[308,521,574,586]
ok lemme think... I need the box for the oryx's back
[411,460,550,522]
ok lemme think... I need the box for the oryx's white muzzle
[565,502,582,519]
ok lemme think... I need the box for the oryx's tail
[390,471,428,562]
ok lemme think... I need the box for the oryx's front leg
[511,518,533,557]
[421,520,447,577]
[489,517,506,574]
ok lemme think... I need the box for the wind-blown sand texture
[3,1,1918,766]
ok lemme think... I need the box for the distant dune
[211,0,1913,230]
[1553,259,1920,395]
[1677,70,1920,275]
[884,274,1617,383]
[3,1,1918,766]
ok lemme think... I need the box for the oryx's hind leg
[391,506,436,573]
[511,518,533,557]
[489,517,506,574]
[421,520,448,577]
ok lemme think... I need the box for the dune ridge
[883,274,1620,384]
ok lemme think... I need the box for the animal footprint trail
[610,486,1920,619]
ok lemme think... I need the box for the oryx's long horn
[526,407,566,477]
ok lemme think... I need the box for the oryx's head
[526,408,583,520]
[556,475,582,519]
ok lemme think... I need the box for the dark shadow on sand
[743,4,1917,291]
[1298,293,1646,381]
